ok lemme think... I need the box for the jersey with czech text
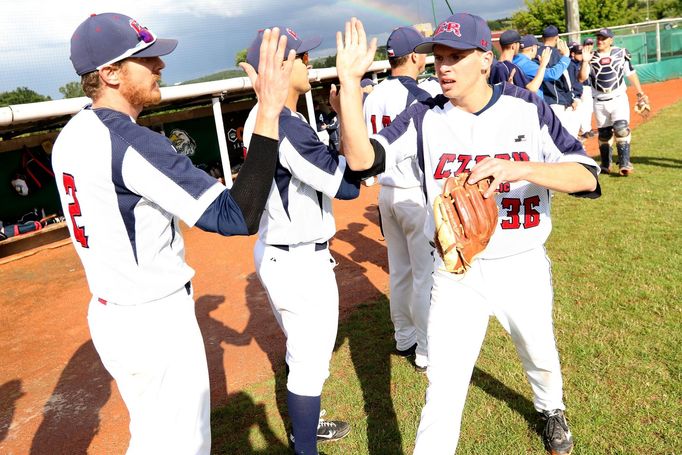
[243,104,358,246]
[588,47,635,99]
[371,82,599,259]
[51,107,225,304]
[363,75,440,188]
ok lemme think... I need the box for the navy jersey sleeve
[279,113,351,199]
[489,61,509,85]
[99,109,225,227]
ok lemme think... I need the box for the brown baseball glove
[433,173,498,274]
[634,92,651,117]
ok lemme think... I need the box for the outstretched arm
[526,47,551,92]
[578,44,593,83]
[239,28,295,140]
[469,158,597,198]
[335,18,378,171]
[197,28,295,235]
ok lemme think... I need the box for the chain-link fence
[558,18,682,83]
[580,18,682,65]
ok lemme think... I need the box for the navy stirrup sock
[287,391,321,455]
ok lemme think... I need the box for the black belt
[597,97,613,102]
[272,241,328,252]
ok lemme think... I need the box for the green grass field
[211,102,682,454]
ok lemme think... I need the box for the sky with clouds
[0,0,524,99]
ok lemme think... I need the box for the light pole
[564,0,580,43]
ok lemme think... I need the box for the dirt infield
[1,80,680,454]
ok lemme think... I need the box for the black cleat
[395,342,417,357]
[540,409,574,455]
[289,410,350,445]
[316,410,350,442]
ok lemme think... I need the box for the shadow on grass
[631,155,682,169]
[334,253,403,455]
[197,281,290,454]
[337,298,403,455]
[471,367,541,436]
[212,391,289,454]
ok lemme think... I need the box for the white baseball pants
[579,85,594,134]
[254,239,339,396]
[594,92,630,129]
[414,247,565,454]
[88,285,211,455]
[379,185,434,365]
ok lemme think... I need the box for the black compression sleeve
[230,134,279,234]
[343,138,387,181]
[569,162,602,199]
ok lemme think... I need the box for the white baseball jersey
[52,107,225,304]
[588,47,635,100]
[363,76,439,188]
[243,104,357,245]
[372,82,600,259]
[419,76,443,97]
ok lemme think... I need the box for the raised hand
[507,67,517,83]
[239,28,295,119]
[336,17,377,85]
[539,46,552,68]
[557,38,570,56]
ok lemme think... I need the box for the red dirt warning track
[1,80,680,454]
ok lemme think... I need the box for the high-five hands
[336,18,377,85]
[239,28,295,118]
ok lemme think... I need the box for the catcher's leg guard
[598,127,614,170]
[613,120,632,168]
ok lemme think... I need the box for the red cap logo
[435,22,462,38]
[286,28,299,41]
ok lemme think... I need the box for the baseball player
[334,15,601,455]
[513,35,570,101]
[362,26,440,373]
[577,39,596,139]
[490,29,551,94]
[242,25,362,455]
[579,28,646,175]
[538,26,582,138]
[568,41,595,140]
[51,13,294,455]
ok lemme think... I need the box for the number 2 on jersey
[62,173,89,248]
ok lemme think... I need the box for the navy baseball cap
[520,34,540,49]
[542,25,559,38]
[596,28,614,38]
[569,42,582,53]
[415,13,492,53]
[499,30,521,46]
[414,13,493,54]
[583,37,595,46]
[246,26,321,72]
[387,26,424,58]
[70,13,178,76]
[360,78,376,88]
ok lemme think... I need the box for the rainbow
[342,0,424,26]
